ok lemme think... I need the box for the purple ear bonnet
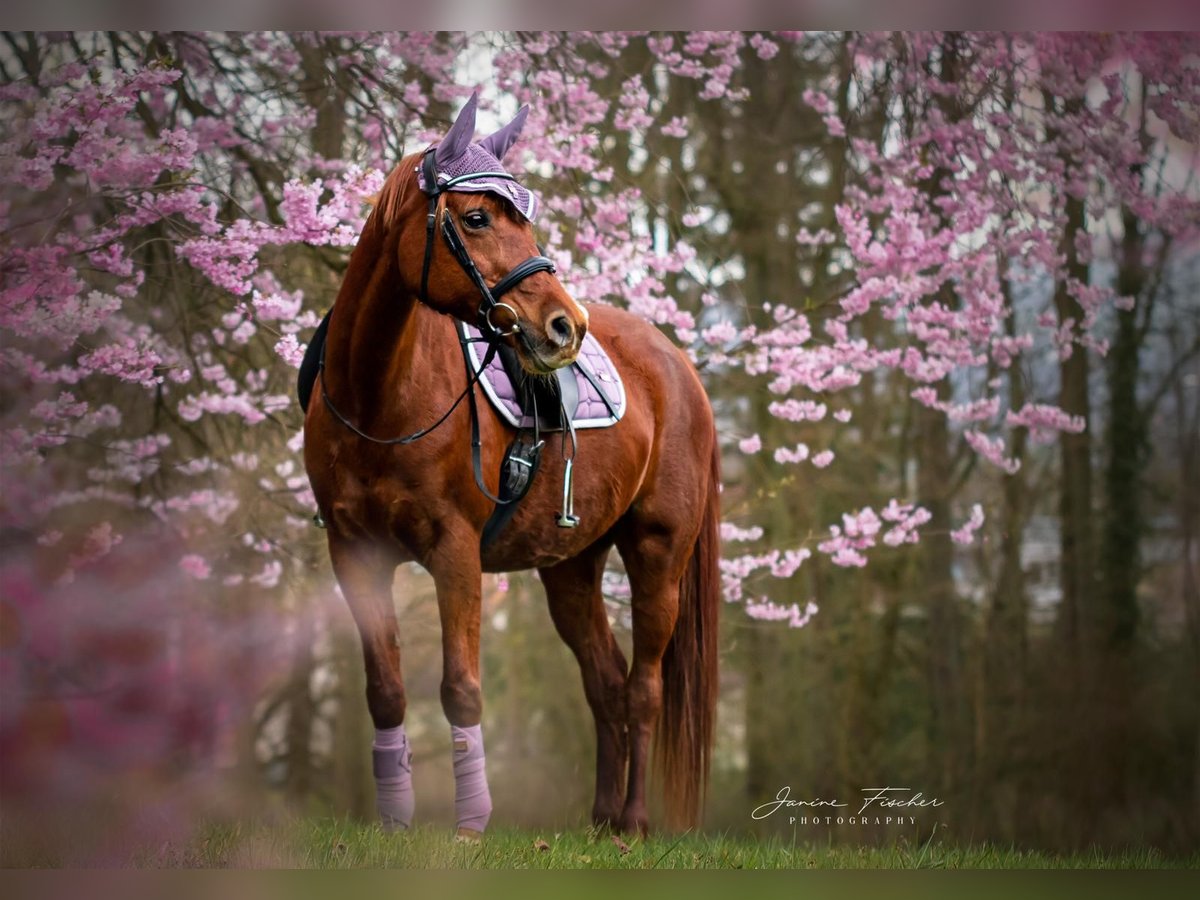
[419,93,539,221]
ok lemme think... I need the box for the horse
[301,93,720,838]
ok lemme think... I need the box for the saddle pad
[459,323,626,430]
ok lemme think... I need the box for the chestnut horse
[302,97,719,836]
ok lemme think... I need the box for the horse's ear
[435,92,479,166]
[478,104,530,161]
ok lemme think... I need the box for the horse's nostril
[546,312,574,348]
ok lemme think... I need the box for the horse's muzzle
[545,311,577,351]
[518,325,582,373]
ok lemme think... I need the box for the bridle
[416,150,557,341]
[317,148,559,504]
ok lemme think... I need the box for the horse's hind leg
[615,518,697,835]
[539,542,629,828]
[328,536,411,830]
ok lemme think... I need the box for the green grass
[154,821,1195,869]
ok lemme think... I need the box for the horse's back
[574,303,715,521]
[586,303,713,437]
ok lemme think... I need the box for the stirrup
[312,510,327,529]
[557,457,580,528]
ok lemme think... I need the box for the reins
[316,333,497,447]
[317,148,558,506]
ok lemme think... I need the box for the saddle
[459,321,623,545]
[456,322,625,432]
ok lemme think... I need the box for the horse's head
[395,93,587,373]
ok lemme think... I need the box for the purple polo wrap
[373,724,414,831]
[451,723,493,834]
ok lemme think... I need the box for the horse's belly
[478,511,618,572]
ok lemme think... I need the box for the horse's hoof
[591,811,620,833]
[455,827,485,843]
[617,812,649,837]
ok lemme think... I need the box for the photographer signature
[752,786,944,819]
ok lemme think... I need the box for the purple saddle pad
[459,323,626,430]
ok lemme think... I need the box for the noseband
[317,149,560,507]
[417,150,556,341]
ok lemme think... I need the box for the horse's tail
[656,435,721,830]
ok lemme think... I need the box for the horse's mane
[365,152,422,244]
[330,154,422,313]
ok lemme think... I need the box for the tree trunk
[329,625,374,819]
[1173,366,1200,839]
[982,265,1030,840]
[1093,201,1150,817]
[1048,130,1097,828]
[283,608,317,802]
[912,33,971,804]
[1053,191,1095,654]
[298,37,348,164]
[915,391,969,797]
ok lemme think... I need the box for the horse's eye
[463,210,491,230]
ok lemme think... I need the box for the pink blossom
[701,320,739,346]
[721,523,764,542]
[738,434,762,454]
[57,522,123,584]
[880,500,932,547]
[749,34,779,60]
[774,443,809,464]
[770,548,812,578]
[811,450,835,468]
[3,31,1194,633]
[768,399,827,422]
[274,334,306,369]
[78,343,163,388]
[964,430,1021,474]
[950,504,986,546]
[745,599,818,628]
[661,116,689,138]
[249,559,283,589]
[1006,403,1085,445]
[179,554,212,580]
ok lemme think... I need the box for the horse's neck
[326,251,425,418]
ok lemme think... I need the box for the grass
[151,820,1196,869]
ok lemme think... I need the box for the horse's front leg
[427,532,492,839]
[327,535,412,831]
